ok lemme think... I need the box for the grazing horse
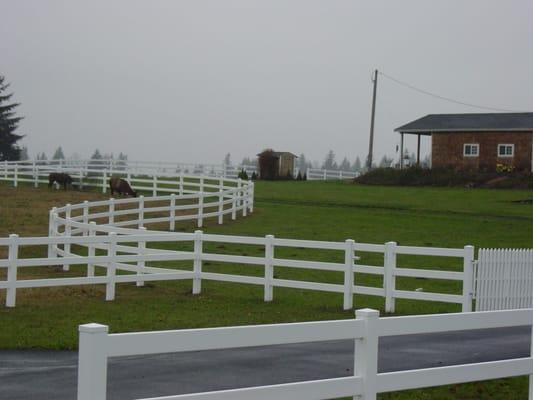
[109,177,137,197]
[48,173,73,190]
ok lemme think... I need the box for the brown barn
[257,150,297,179]
[395,113,533,172]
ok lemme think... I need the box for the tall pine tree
[0,76,24,161]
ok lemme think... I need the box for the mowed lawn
[1,180,532,399]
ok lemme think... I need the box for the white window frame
[498,144,514,158]
[463,143,479,157]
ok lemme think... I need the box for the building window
[463,143,479,157]
[498,144,514,157]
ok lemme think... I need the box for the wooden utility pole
[366,69,378,169]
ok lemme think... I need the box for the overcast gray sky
[2,0,532,165]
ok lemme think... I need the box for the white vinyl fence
[1,159,257,181]
[0,160,256,194]
[306,168,359,181]
[0,217,475,311]
[475,249,533,311]
[77,308,533,400]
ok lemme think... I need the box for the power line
[378,71,522,113]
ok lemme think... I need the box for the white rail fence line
[475,249,533,311]
[306,168,359,181]
[0,219,475,310]
[77,308,533,400]
[1,159,257,180]
[0,161,256,196]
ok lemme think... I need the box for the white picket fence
[306,168,359,181]
[475,249,533,311]
[77,308,533,400]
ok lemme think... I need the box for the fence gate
[475,248,533,311]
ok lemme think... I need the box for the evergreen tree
[36,152,47,161]
[0,76,24,160]
[339,157,350,171]
[224,153,231,166]
[91,149,103,160]
[379,155,394,168]
[52,146,65,160]
[352,156,362,172]
[322,150,336,170]
[19,146,29,160]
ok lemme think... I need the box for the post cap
[79,323,109,333]
[355,308,380,319]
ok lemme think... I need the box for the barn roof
[395,113,533,135]
[257,151,298,158]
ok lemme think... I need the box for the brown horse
[48,173,73,190]
[109,177,137,197]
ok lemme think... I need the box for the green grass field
[1,180,532,399]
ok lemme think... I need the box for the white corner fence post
[354,308,380,400]
[344,239,355,310]
[138,195,144,228]
[77,323,109,400]
[384,241,397,313]
[152,174,157,196]
[237,178,242,209]
[179,172,184,196]
[87,222,96,277]
[462,245,475,312]
[63,204,72,271]
[6,234,19,307]
[249,181,254,213]
[169,193,176,231]
[193,230,203,295]
[137,227,146,287]
[105,232,117,301]
[264,234,275,302]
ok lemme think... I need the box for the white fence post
[231,189,237,220]
[354,308,379,400]
[108,198,115,225]
[6,234,19,307]
[63,204,72,271]
[193,230,203,294]
[169,193,176,231]
[384,241,397,313]
[264,234,274,302]
[249,182,254,213]
[48,207,57,258]
[218,177,224,225]
[33,161,38,187]
[105,232,117,301]
[237,178,242,209]
[77,323,108,400]
[529,323,533,400]
[13,164,18,187]
[87,222,96,277]
[344,239,355,310]
[323,169,326,181]
[197,192,204,228]
[137,226,146,287]
[102,170,107,194]
[179,172,184,195]
[242,183,248,217]
[462,245,475,312]
[152,175,157,196]
[138,195,144,228]
[82,201,89,234]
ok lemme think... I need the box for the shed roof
[257,151,298,158]
[395,113,533,135]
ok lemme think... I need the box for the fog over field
[1,0,532,165]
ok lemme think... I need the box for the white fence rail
[475,248,533,311]
[77,308,533,400]
[306,168,359,181]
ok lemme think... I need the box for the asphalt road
[0,326,530,400]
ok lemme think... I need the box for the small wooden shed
[257,150,297,179]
